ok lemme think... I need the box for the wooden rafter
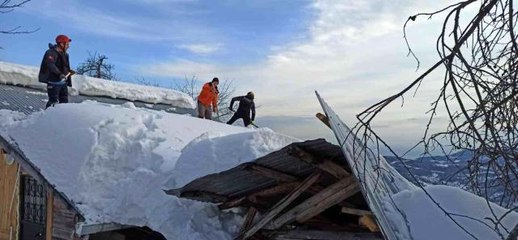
[341,207,373,216]
[266,175,359,229]
[238,207,258,236]
[288,145,350,179]
[218,196,247,210]
[243,163,299,182]
[240,171,322,239]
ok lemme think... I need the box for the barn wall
[0,149,20,240]
[52,195,81,240]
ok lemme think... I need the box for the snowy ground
[0,61,195,109]
[0,101,297,239]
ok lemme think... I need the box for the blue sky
[1,0,456,156]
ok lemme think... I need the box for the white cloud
[22,1,212,43]
[140,1,451,115]
[137,0,464,137]
[178,44,221,55]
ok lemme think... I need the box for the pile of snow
[392,185,518,240]
[1,101,297,239]
[0,61,195,109]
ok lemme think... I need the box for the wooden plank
[240,171,322,239]
[52,195,79,239]
[218,196,247,209]
[341,207,372,216]
[244,163,299,182]
[219,182,301,210]
[359,215,380,232]
[288,146,349,179]
[316,113,331,129]
[267,176,359,229]
[46,190,54,240]
[250,182,301,198]
[263,229,383,240]
[238,207,257,237]
[0,150,19,240]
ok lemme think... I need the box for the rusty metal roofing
[167,138,349,203]
[0,83,195,115]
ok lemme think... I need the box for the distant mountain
[386,151,515,208]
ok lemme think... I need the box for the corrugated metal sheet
[167,139,349,202]
[0,83,195,115]
[316,91,412,240]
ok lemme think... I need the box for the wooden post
[46,190,54,240]
[240,171,322,239]
[0,150,19,240]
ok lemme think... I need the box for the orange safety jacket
[197,82,218,108]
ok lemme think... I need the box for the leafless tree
[1,0,38,48]
[350,0,516,238]
[76,52,117,80]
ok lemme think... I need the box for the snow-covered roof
[0,102,297,239]
[0,61,196,109]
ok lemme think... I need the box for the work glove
[69,69,76,75]
[59,74,67,83]
[213,106,218,113]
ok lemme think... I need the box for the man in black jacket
[227,91,256,127]
[38,34,74,109]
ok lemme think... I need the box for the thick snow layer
[1,101,297,239]
[393,185,518,240]
[0,61,195,109]
[0,109,26,132]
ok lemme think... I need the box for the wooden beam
[180,190,228,203]
[46,190,54,240]
[240,171,322,239]
[251,182,300,198]
[266,176,359,229]
[220,181,325,210]
[238,207,257,238]
[289,145,349,179]
[218,196,247,210]
[243,163,299,182]
[316,113,331,129]
[341,207,372,216]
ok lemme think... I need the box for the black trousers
[227,111,251,126]
[46,84,68,109]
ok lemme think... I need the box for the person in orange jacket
[197,77,219,119]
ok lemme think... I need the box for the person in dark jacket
[38,34,75,109]
[227,91,256,127]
